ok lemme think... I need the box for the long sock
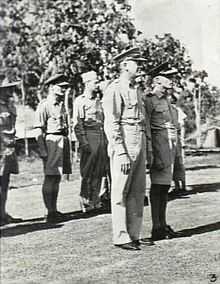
[159,186,170,228]
[150,184,161,230]
[181,180,186,191]
[0,174,10,219]
[42,175,56,213]
[52,175,61,212]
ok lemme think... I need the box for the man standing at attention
[144,73,184,241]
[35,74,72,222]
[170,88,187,195]
[103,47,154,250]
[0,80,22,225]
[73,71,108,212]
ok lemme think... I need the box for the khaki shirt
[73,93,104,146]
[102,78,146,156]
[34,94,68,134]
[144,90,179,169]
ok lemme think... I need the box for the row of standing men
[0,47,186,250]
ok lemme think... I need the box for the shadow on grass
[179,221,220,237]
[186,164,220,171]
[0,222,63,238]
[168,182,220,201]
[0,206,111,238]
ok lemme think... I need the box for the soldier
[73,71,108,212]
[0,81,22,225]
[170,89,187,195]
[103,47,154,250]
[35,74,72,222]
[145,72,184,241]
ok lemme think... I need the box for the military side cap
[113,47,147,63]
[52,85,65,96]
[0,80,21,89]
[45,73,69,86]
[81,71,97,83]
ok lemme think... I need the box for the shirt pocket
[152,131,171,170]
[50,112,64,129]
[155,105,169,113]
[154,105,170,122]
[84,105,96,121]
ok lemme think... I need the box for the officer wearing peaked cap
[34,73,72,222]
[44,73,69,86]
[103,47,154,250]
[112,47,147,63]
[0,80,22,225]
[144,64,184,241]
[147,61,178,78]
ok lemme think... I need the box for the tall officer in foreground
[35,74,72,222]
[103,47,154,250]
[145,72,184,241]
[0,81,22,225]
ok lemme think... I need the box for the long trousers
[149,184,170,230]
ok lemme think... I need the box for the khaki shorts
[44,134,72,175]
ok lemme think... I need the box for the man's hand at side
[119,153,131,175]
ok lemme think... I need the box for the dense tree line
[0,0,219,134]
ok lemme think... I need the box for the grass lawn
[0,154,220,284]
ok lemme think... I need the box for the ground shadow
[168,182,220,201]
[0,206,111,238]
[186,165,220,171]
[0,222,63,238]
[178,221,220,237]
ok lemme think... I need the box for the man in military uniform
[103,47,154,250]
[35,74,72,222]
[145,73,183,241]
[0,81,22,225]
[73,71,108,212]
[170,88,187,195]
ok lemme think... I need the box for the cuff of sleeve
[115,144,127,156]
[39,147,47,157]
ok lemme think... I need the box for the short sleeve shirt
[34,94,68,134]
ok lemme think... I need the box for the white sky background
[127,0,220,86]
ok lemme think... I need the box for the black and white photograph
[0,0,220,283]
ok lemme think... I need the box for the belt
[46,132,67,136]
[84,126,104,131]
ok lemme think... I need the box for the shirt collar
[47,93,62,105]
[83,91,96,100]
[152,89,166,99]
